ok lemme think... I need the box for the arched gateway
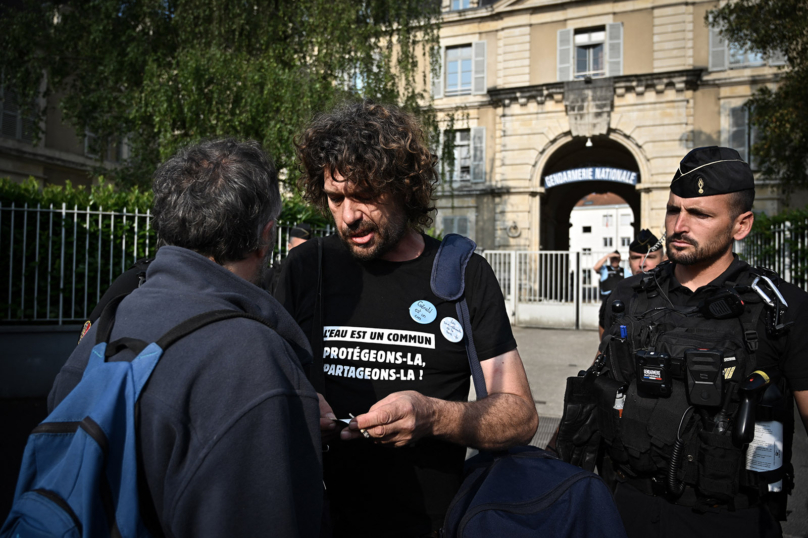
[531,133,647,251]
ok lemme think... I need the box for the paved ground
[512,326,808,538]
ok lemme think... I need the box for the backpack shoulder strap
[128,310,275,399]
[430,234,488,399]
[87,293,275,399]
[310,238,326,394]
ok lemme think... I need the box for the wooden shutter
[709,26,727,71]
[729,106,748,162]
[557,29,573,81]
[472,41,487,95]
[470,126,485,183]
[432,46,444,99]
[606,23,623,77]
[456,217,469,236]
[748,107,758,170]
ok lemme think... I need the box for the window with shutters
[710,25,780,72]
[603,214,613,227]
[433,42,486,99]
[441,126,486,183]
[603,237,613,247]
[621,237,631,247]
[0,85,36,144]
[574,28,606,78]
[559,24,621,82]
[442,215,470,237]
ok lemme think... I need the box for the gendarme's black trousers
[614,482,782,538]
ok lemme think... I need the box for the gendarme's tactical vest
[596,264,793,512]
[600,265,625,297]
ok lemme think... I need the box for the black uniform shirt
[604,256,808,391]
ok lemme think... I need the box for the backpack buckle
[744,330,759,352]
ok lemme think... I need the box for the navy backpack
[1,296,271,538]
[433,234,627,538]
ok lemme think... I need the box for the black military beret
[670,147,754,198]
[289,223,312,239]
[629,229,662,254]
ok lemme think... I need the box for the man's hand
[343,391,436,447]
[319,393,342,444]
[341,350,538,451]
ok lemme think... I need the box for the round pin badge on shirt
[409,300,437,324]
[440,317,464,343]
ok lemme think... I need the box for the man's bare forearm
[431,392,538,451]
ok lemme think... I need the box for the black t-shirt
[275,234,516,537]
[603,257,808,391]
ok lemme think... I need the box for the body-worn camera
[685,349,724,407]
[635,350,671,398]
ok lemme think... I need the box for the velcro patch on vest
[643,368,663,381]
[722,357,737,380]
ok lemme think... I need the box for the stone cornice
[487,69,704,107]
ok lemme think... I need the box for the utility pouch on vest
[647,381,689,451]
[594,376,624,445]
[606,336,634,384]
[614,382,658,473]
[656,328,750,385]
[697,428,743,502]
[557,373,601,472]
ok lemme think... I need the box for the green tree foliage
[0,0,441,189]
[709,0,808,190]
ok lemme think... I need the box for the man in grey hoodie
[48,139,323,538]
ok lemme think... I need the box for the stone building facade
[0,87,122,187]
[430,0,800,251]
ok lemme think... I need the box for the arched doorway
[539,135,641,251]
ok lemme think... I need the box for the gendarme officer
[564,147,808,538]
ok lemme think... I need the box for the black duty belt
[621,476,699,507]
[620,475,760,512]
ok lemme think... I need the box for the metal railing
[485,250,629,303]
[1,202,153,324]
[484,249,632,328]
[1,202,332,324]
[735,219,808,292]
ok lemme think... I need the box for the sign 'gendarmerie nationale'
[544,167,638,188]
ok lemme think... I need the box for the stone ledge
[488,69,704,107]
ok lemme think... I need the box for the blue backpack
[432,234,627,538]
[1,296,271,538]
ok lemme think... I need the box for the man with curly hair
[275,101,538,537]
